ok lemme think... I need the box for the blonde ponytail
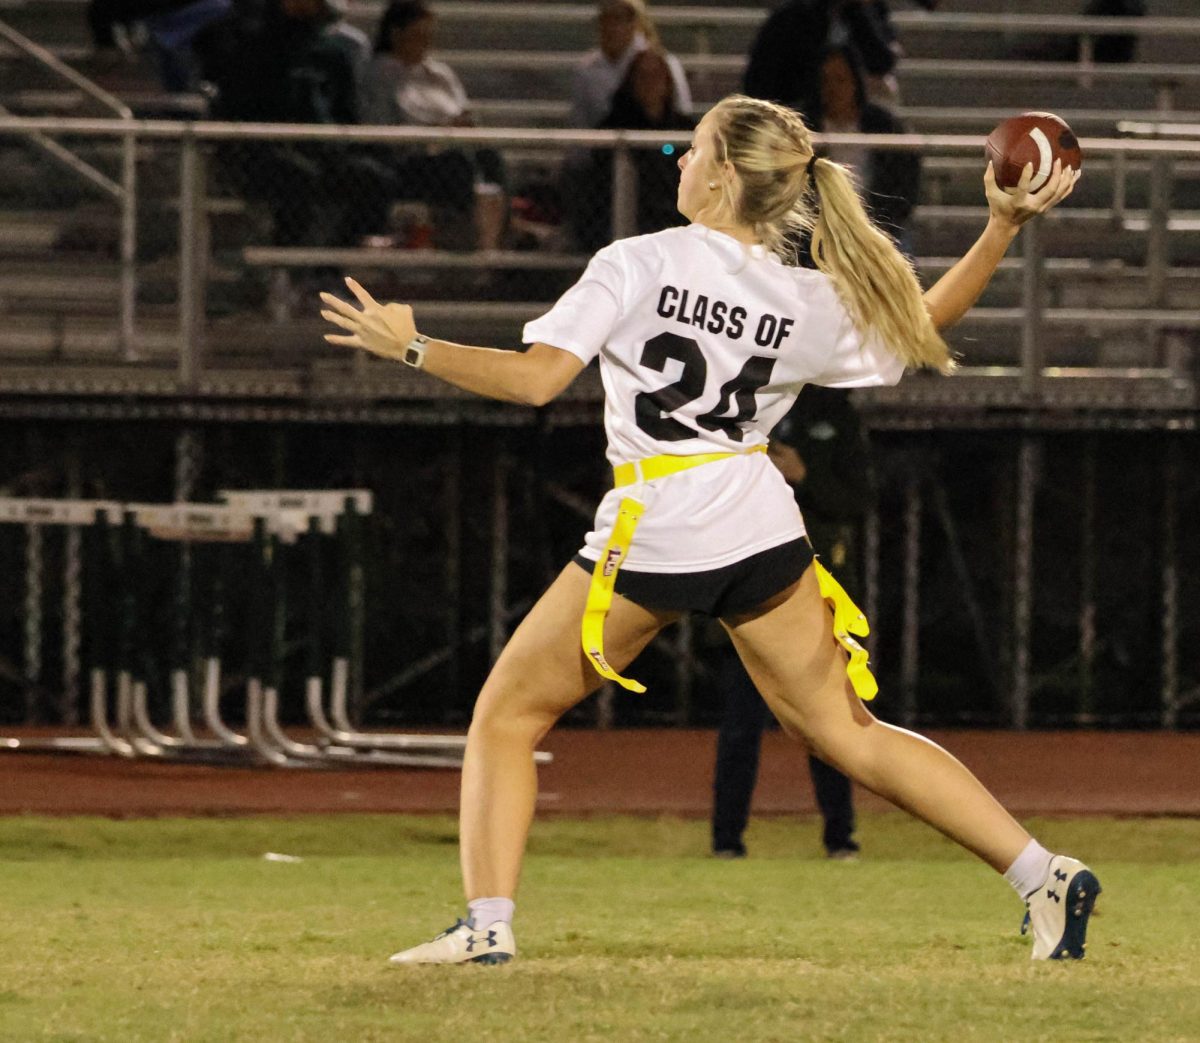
[809,157,954,374]
[707,94,954,375]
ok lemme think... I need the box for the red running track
[0,729,1196,818]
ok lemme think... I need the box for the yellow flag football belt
[580,444,879,701]
[812,560,878,702]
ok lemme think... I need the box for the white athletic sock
[1004,839,1054,899]
[467,897,515,929]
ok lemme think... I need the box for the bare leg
[460,562,677,900]
[724,567,1030,872]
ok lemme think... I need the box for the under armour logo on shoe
[1054,869,1068,882]
[1047,889,1061,903]
[465,930,498,953]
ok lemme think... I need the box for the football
[984,112,1082,192]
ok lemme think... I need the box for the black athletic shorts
[572,537,814,618]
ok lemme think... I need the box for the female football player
[320,94,1095,966]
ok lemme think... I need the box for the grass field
[1,813,1197,1043]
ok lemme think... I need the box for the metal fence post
[674,615,694,725]
[23,523,44,723]
[864,499,881,665]
[445,426,463,711]
[1011,436,1039,730]
[490,450,510,665]
[61,446,83,725]
[1078,438,1097,721]
[1161,437,1179,728]
[899,469,922,727]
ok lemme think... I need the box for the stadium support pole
[490,450,510,665]
[1011,436,1039,731]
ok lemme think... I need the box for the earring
[707,180,718,190]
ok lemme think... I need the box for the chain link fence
[1,417,1198,732]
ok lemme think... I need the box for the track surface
[1,729,1196,817]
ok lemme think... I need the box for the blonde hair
[600,0,660,47]
[705,94,953,374]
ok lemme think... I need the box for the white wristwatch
[402,334,429,369]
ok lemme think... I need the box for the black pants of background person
[712,646,858,858]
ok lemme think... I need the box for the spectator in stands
[570,47,693,251]
[211,0,379,247]
[363,0,507,250]
[811,43,920,251]
[743,0,899,126]
[570,0,691,128]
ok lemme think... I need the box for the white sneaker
[388,919,516,965]
[1022,855,1102,960]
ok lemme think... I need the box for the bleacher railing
[0,21,136,357]
[0,115,1197,401]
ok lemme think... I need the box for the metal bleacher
[0,1,1198,418]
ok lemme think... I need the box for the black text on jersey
[656,285,795,351]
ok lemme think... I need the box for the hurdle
[0,497,123,755]
[1,490,553,770]
[219,490,551,767]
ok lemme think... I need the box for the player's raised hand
[319,278,417,361]
[985,158,1079,229]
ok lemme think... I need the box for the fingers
[324,333,364,348]
[320,308,359,333]
[319,291,361,320]
[983,161,997,191]
[345,277,380,310]
[1016,161,1034,194]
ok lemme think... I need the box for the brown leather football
[984,112,1083,191]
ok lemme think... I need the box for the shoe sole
[1049,870,1102,960]
[468,952,513,965]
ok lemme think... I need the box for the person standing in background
[712,386,872,860]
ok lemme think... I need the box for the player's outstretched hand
[319,277,417,361]
[985,158,1079,229]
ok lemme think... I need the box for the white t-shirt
[364,55,469,127]
[522,224,905,573]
